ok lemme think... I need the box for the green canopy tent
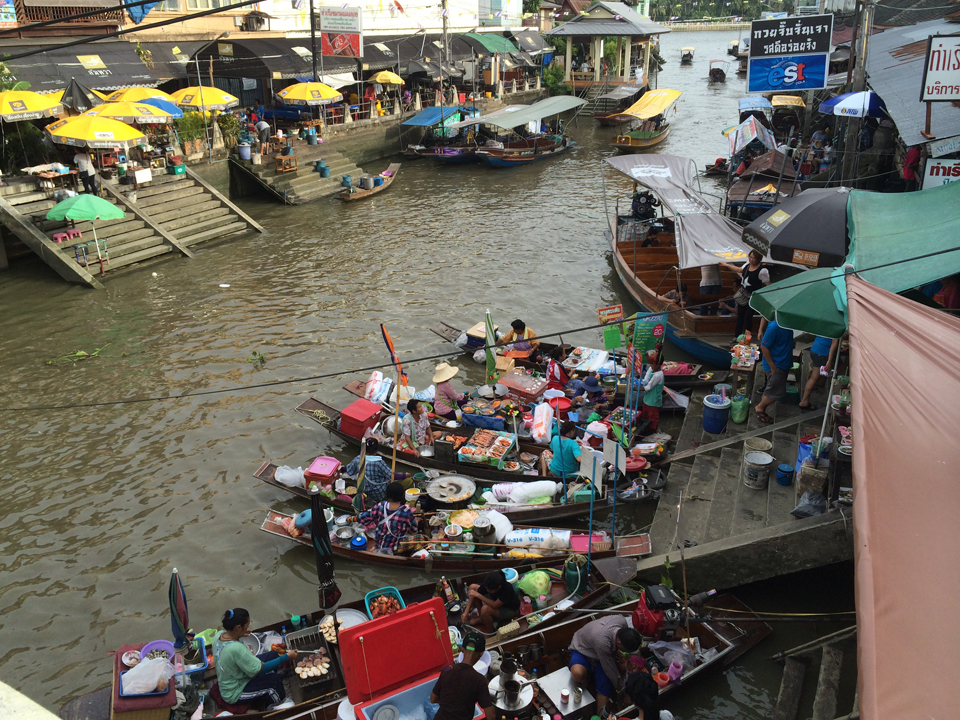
[751,181,960,337]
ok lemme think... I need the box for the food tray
[119,671,168,698]
[286,624,342,703]
[364,586,407,619]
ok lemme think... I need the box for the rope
[359,636,374,701]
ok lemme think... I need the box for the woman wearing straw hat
[433,362,467,420]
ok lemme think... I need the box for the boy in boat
[569,616,642,717]
[497,319,542,363]
[461,570,520,632]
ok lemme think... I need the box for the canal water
[0,30,853,717]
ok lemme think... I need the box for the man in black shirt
[431,632,495,720]
[461,570,520,633]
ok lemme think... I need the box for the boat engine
[632,191,660,220]
[633,584,683,640]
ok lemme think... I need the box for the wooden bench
[275,156,298,174]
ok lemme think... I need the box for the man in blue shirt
[341,438,410,505]
[755,320,794,424]
[799,336,839,410]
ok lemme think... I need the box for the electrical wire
[2,244,958,413]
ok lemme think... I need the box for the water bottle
[280,625,287,645]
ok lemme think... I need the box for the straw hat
[433,362,460,384]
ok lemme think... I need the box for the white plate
[122,651,141,667]
[335,608,369,629]
[446,421,459,428]
[373,705,400,720]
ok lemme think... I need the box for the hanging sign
[747,14,833,93]
[597,304,624,325]
[922,158,960,189]
[318,6,364,57]
[0,0,17,29]
[920,34,960,102]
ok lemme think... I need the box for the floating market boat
[727,39,741,56]
[708,59,728,83]
[338,163,400,202]
[593,84,645,126]
[680,47,695,64]
[603,154,763,367]
[770,94,806,139]
[429,144,480,163]
[612,89,681,153]
[476,136,573,168]
[59,557,638,720]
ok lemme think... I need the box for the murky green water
[0,30,853,717]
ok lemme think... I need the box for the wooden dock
[635,353,854,591]
[0,169,263,287]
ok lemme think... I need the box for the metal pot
[527,644,543,662]
[419,445,435,458]
[499,659,518,687]
[335,527,355,546]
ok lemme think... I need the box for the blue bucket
[702,394,731,434]
[350,535,368,551]
[238,143,251,161]
[315,160,324,172]
[320,167,331,178]
[374,176,383,186]
[776,463,794,486]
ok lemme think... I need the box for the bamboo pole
[390,365,403,479]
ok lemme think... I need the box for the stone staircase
[233,145,366,204]
[0,169,262,284]
[772,626,858,720]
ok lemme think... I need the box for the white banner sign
[922,158,960,190]
[920,33,960,102]
[319,6,362,33]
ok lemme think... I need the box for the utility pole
[442,0,450,65]
[841,0,875,185]
[309,0,319,82]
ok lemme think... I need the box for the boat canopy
[615,88,682,120]
[681,47,695,52]
[597,84,644,101]
[447,95,585,130]
[771,94,805,108]
[738,97,773,112]
[726,115,777,155]
[605,153,758,269]
[400,106,462,127]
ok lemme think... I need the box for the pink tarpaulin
[847,277,960,720]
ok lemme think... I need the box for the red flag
[380,324,407,386]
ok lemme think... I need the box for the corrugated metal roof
[873,0,960,27]
[546,1,669,36]
[866,19,960,147]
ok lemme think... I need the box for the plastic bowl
[140,640,176,663]
[445,524,463,539]
[503,567,519,586]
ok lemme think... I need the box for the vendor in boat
[355,481,418,555]
[432,362,468,420]
[569,616,642,716]
[624,672,675,720]
[640,351,665,433]
[461,570,521,632]
[214,608,297,710]
[342,438,412,505]
[547,346,573,392]
[399,399,438,457]
[719,250,770,342]
[572,375,610,421]
[497,319,542,363]
[430,631,495,720]
[547,420,582,478]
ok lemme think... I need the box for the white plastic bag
[121,657,174,695]
[480,508,513,542]
[504,527,571,549]
[454,332,469,348]
[509,481,562,504]
[363,371,384,401]
[531,403,554,445]
[413,385,436,401]
[472,349,486,364]
[275,465,305,488]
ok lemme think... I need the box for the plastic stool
[53,233,68,244]
[209,682,250,714]
[67,229,83,240]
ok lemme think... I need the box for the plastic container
[374,176,384,187]
[547,396,571,420]
[305,456,341,484]
[702,394,731,434]
[784,385,800,404]
[654,672,671,689]
[404,488,421,506]
[744,437,773,454]
[167,163,186,176]
[238,143,251,160]
[340,398,381,439]
[321,166,331,178]
[713,383,733,397]
[342,174,352,187]
[776,463,794,486]
[503,567,519,587]
[140,640,176,662]
[119,671,169,698]
[363,586,407,619]
[667,662,683,683]
[307,134,318,145]
[730,395,749,424]
[743,451,775,490]
[350,535,367,551]
[564,563,589,594]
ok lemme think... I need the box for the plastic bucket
[745,437,773,454]
[713,383,734,397]
[564,563,588,594]
[307,134,318,145]
[776,463,794,486]
[730,396,749,424]
[743,451,775,490]
[238,143,251,160]
[315,160,325,172]
[404,488,421,506]
[702,394,731,434]
[784,386,800,404]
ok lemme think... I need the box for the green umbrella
[750,266,851,338]
[46,195,124,276]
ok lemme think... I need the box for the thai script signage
[922,159,960,190]
[319,6,363,57]
[920,34,960,102]
[748,14,832,93]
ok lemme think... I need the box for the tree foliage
[648,0,785,20]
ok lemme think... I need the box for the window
[158,0,182,10]
[186,0,241,9]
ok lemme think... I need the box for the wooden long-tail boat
[338,163,400,201]
[613,125,671,152]
[476,136,573,168]
[611,88,681,154]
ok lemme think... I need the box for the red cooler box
[304,456,341,485]
[340,598,484,720]
[341,399,382,440]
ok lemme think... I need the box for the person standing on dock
[640,351,665,432]
[73,150,96,194]
[799,336,839,411]
[255,119,272,156]
[720,250,770,342]
[569,616,642,717]
[755,320,794,424]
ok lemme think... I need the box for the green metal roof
[462,33,519,55]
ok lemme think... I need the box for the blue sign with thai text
[747,53,828,93]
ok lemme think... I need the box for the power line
[0,0,165,38]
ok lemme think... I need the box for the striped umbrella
[484,309,497,386]
[168,568,191,653]
[310,486,342,609]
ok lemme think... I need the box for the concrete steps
[772,627,857,720]
[179,221,248,247]
[233,144,366,203]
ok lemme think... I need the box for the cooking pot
[419,445,435,458]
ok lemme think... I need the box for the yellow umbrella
[171,86,239,111]
[275,82,343,106]
[45,115,145,149]
[367,71,404,86]
[104,87,174,103]
[0,90,63,122]
[84,101,175,124]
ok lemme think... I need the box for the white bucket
[405,488,421,505]
[743,451,775,490]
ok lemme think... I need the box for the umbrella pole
[390,364,402,479]
[92,223,104,276]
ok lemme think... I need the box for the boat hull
[477,143,570,168]
[430,148,479,164]
[338,162,400,201]
[613,125,671,153]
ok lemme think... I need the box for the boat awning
[447,95,586,130]
[605,154,757,269]
[0,42,158,93]
[727,116,776,155]
[739,149,797,179]
[401,107,461,127]
[509,31,549,55]
[615,88,681,120]
[361,36,404,71]
[460,33,519,56]
[191,38,357,81]
[597,84,643,100]
[738,97,772,112]
[846,275,960,720]
[681,47,695,52]
[771,94,805,108]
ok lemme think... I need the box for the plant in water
[247,350,266,367]
[46,344,109,366]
